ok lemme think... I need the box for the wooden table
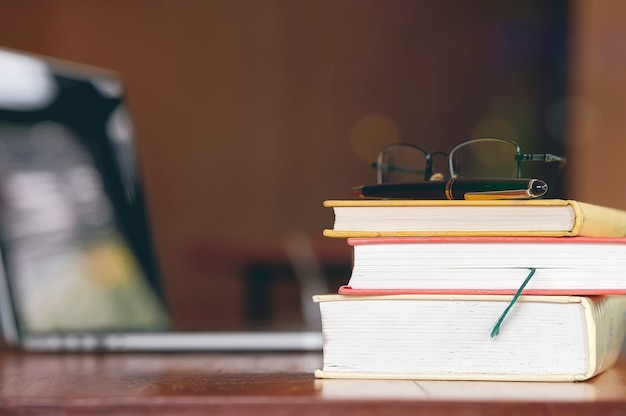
[1,349,626,415]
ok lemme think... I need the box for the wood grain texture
[1,349,626,415]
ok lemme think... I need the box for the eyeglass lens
[377,144,429,183]
[449,139,519,179]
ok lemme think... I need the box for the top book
[323,199,626,238]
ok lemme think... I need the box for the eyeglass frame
[373,137,566,183]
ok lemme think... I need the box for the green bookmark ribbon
[490,268,536,338]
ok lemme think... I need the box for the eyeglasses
[372,137,566,184]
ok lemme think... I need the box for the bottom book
[312,293,626,382]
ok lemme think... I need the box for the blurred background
[0,0,623,331]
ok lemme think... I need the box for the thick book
[323,199,626,237]
[313,293,626,381]
[340,236,626,295]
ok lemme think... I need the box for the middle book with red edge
[338,236,626,296]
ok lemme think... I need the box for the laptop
[0,47,323,352]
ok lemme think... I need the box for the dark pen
[351,178,548,200]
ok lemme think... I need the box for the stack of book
[314,199,626,381]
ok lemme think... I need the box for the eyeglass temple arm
[515,153,566,163]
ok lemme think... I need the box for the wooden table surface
[1,348,626,415]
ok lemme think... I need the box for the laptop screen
[0,48,170,337]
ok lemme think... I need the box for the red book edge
[346,236,626,246]
[337,285,626,296]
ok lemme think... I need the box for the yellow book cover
[323,199,626,237]
[313,294,626,382]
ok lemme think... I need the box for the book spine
[573,201,626,237]
[585,296,626,378]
